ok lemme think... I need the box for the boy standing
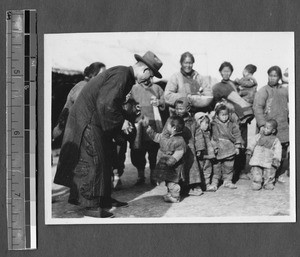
[247,119,282,190]
[144,115,186,203]
[209,104,243,190]
[130,79,165,185]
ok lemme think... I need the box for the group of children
[125,63,283,204]
[139,97,282,203]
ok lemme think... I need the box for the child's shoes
[251,182,262,191]
[163,194,180,203]
[263,183,275,190]
[206,184,218,192]
[223,181,237,189]
[188,187,203,196]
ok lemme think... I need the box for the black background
[0,1,299,256]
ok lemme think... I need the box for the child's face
[263,122,275,136]
[175,103,188,117]
[220,67,232,81]
[217,110,229,123]
[199,118,209,131]
[167,123,176,135]
[242,69,250,77]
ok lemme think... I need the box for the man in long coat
[54,51,163,218]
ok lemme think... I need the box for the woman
[253,66,289,180]
[164,52,214,114]
[212,62,254,180]
[53,62,106,140]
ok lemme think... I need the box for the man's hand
[122,120,133,134]
[53,125,62,140]
[272,158,281,168]
[166,156,177,167]
[150,96,160,107]
[140,116,150,127]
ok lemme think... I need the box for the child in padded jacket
[246,119,282,190]
[143,115,187,203]
[210,104,243,191]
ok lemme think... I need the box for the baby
[246,119,282,190]
[143,115,187,203]
[235,64,258,104]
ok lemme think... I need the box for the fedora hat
[134,51,163,78]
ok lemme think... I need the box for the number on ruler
[13,131,20,136]
[7,11,11,20]
[13,70,21,75]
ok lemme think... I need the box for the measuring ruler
[6,10,37,250]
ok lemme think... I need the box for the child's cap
[244,64,257,74]
[194,112,210,122]
[174,97,191,108]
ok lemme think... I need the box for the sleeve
[212,83,235,100]
[253,87,268,128]
[56,107,69,130]
[272,138,282,162]
[157,85,166,111]
[172,149,185,162]
[194,123,205,151]
[198,75,213,97]
[146,126,163,143]
[96,73,127,132]
[247,134,260,152]
[164,74,186,106]
[232,122,243,147]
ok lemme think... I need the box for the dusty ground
[51,149,290,219]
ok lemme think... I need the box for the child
[235,64,258,104]
[210,104,243,190]
[173,97,205,196]
[129,79,165,186]
[194,112,215,190]
[143,115,186,203]
[246,119,282,190]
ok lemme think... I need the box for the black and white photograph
[44,32,295,224]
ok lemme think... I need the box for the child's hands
[235,148,240,155]
[214,148,218,155]
[166,156,177,167]
[259,126,265,134]
[272,158,281,168]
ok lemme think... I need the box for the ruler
[6,10,37,250]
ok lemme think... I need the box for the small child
[246,119,282,190]
[194,112,215,190]
[235,64,258,104]
[173,97,205,196]
[143,115,186,203]
[210,104,243,190]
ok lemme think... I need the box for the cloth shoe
[163,194,180,203]
[188,187,203,196]
[82,207,114,218]
[263,183,275,190]
[251,182,262,191]
[239,173,251,180]
[223,181,237,189]
[206,184,218,192]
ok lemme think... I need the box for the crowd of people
[53,50,289,218]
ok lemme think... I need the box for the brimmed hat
[134,51,163,78]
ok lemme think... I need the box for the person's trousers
[234,123,247,176]
[212,157,235,185]
[276,142,289,178]
[166,181,181,199]
[112,139,127,177]
[131,141,159,179]
[251,166,276,186]
[200,159,213,185]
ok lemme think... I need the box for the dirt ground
[51,149,290,219]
